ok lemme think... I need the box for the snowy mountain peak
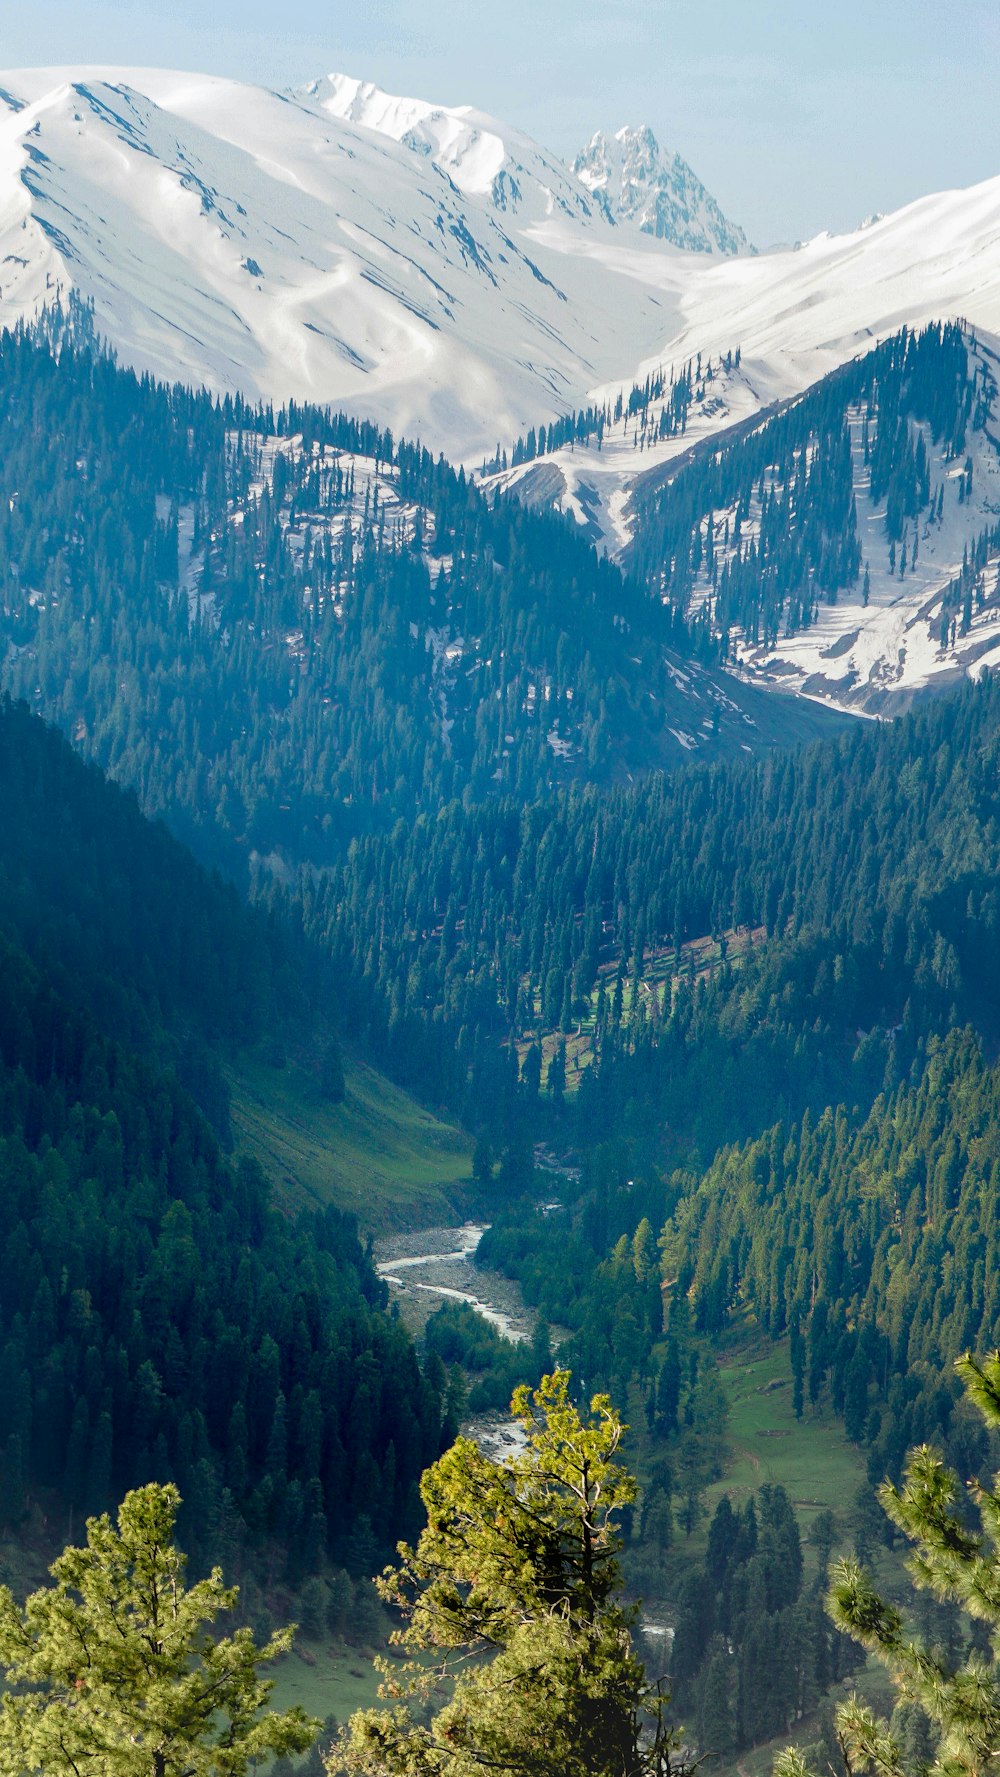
[305,71,598,223]
[572,124,751,255]
[302,73,506,197]
[0,63,688,461]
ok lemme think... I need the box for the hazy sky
[5,0,1000,244]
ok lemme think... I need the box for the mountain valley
[2,40,1000,1777]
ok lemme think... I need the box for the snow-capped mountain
[2,60,1000,554]
[0,66,691,461]
[2,62,1000,734]
[14,61,978,479]
[488,168,1000,549]
[307,73,599,225]
[736,357,1000,717]
[488,321,1000,721]
[572,125,750,255]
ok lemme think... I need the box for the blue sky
[6,0,1000,244]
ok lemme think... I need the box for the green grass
[228,1051,472,1233]
[268,1629,444,1748]
[707,1332,869,1541]
[268,1636,387,1728]
[715,1655,895,1777]
[694,1333,897,1777]
[515,923,766,1091]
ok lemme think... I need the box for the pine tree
[698,1638,736,1761]
[777,1351,1000,1777]
[0,1482,317,1776]
[547,1039,567,1102]
[338,1371,682,1777]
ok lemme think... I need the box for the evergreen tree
[777,1351,1000,1777]
[697,1639,736,1761]
[339,1371,681,1777]
[0,1482,317,1776]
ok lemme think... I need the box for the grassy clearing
[514,924,766,1090]
[268,1635,386,1728]
[269,1630,445,1750]
[638,1327,871,1588]
[228,1051,471,1233]
[696,1333,898,1777]
[707,1332,868,1543]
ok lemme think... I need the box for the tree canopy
[0,697,447,1577]
[0,1481,317,1777]
[339,1370,679,1777]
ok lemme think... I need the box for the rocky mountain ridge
[572,123,751,254]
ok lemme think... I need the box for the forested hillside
[0,694,306,1134]
[458,675,1000,1506]
[7,314,1000,1440]
[605,320,1000,718]
[663,1026,1000,1481]
[305,670,1000,1131]
[2,312,986,1144]
[625,323,990,644]
[0,316,827,887]
[10,309,1000,1766]
[0,698,449,1584]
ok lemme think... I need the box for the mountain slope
[4,62,1000,734]
[487,324,1000,718]
[572,125,750,254]
[648,171,1000,403]
[617,323,1000,716]
[308,72,597,224]
[0,62,998,486]
[487,171,1000,545]
[0,326,842,888]
[0,65,693,460]
[0,695,450,1568]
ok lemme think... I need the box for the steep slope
[0,695,450,1568]
[309,72,597,224]
[572,125,750,254]
[0,60,997,489]
[488,323,1000,717]
[619,323,1000,716]
[647,172,1000,402]
[0,65,691,460]
[490,172,1000,549]
[0,326,841,898]
[729,339,1000,712]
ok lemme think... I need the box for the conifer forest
[3,291,1000,1777]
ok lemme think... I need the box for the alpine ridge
[5,62,1000,724]
[1,62,1000,483]
[0,65,687,458]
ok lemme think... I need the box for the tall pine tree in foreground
[338,1370,681,1777]
[778,1351,1000,1777]
[0,1483,317,1777]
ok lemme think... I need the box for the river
[374,1220,537,1458]
[375,1221,534,1344]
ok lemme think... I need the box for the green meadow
[228,1050,472,1232]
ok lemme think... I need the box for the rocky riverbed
[374,1222,534,1345]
